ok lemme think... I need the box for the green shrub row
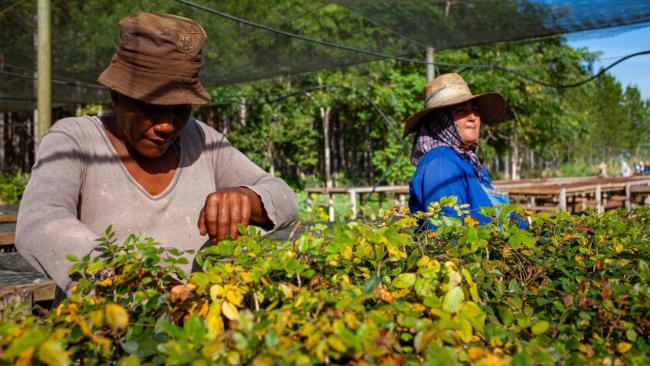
[1,199,648,365]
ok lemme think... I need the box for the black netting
[1,0,649,111]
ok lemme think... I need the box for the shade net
[1,0,649,111]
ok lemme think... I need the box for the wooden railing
[305,176,650,221]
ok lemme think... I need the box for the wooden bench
[0,213,17,253]
[0,211,57,311]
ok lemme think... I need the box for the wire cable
[176,0,650,89]
[0,0,23,17]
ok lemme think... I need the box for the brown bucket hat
[98,12,211,105]
[403,73,506,137]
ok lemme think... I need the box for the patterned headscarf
[410,108,485,181]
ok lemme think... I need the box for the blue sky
[567,25,650,100]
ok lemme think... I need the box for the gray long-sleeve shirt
[16,116,298,291]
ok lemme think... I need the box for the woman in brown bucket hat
[16,12,298,295]
[405,73,509,227]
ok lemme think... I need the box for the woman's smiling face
[452,101,481,145]
[114,94,191,158]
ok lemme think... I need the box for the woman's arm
[197,125,298,242]
[16,127,99,292]
[415,157,469,218]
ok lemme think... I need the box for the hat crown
[423,73,473,109]
[119,12,207,62]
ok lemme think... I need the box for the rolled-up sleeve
[16,126,99,292]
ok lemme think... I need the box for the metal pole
[426,47,435,82]
[37,0,51,147]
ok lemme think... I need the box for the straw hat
[403,73,506,137]
[98,12,211,105]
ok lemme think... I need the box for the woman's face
[114,94,191,158]
[452,101,481,145]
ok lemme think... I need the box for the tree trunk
[511,137,520,180]
[239,98,247,127]
[320,106,332,188]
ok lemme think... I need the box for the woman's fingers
[197,207,207,236]
[200,188,254,243]
[229,196,241,239]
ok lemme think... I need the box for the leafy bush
[0,172,29,205]
[1,201,649,365]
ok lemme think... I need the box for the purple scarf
[410,108,485,180]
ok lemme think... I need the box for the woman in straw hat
[405,73,508,226]
[16,12,298,295]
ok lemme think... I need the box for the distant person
[16,12,298,295]
[405,73,509,225]
[598,161,608,177]
[620,159,632,177]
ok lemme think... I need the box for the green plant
[0,172,30,205]
[1,202,648,365]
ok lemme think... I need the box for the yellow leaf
[342,245,353,259]
[468,347,484,361]
[416,255,430,267]
[98,278,113,287]
[73,316,93,337]
[226,288,243,307]
[38,340,70,366]
[92,335,112,355]
[614,243,624,253]
[239,271,252,283]
[89,310,104,327]
[210,285,225,302]
[206,303,224,338]
[222,301,240,321]
[17,346,35,366]
[105,304,129,330]
[327,336,347,353]
[387,246,407,261]
[279,283,294,299]
[616,342,632,353]
[485,353,503,366]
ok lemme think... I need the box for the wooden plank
[0,281,56,302]
[0,214,16,223]
[0,231,15,246]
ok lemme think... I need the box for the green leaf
[531,320,550,336]
[5,328,46,358]
[362,275,381,294]
[392,273,417,288]
[38,340,70,366]
[442,286,465,313]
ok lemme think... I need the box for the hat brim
[98,60,211,105]
[402,92,506,137]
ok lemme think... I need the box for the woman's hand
[198,187,270,243]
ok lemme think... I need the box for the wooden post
[350,189,357,219]
[37,0,52,146]
[306,194,313,214]
[625,183,631,210]
[595,185,603,213]
[426,47,435,82]
[559,188,567,211]
[328,192,334,222]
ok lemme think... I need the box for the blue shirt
[409,146,497,224]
